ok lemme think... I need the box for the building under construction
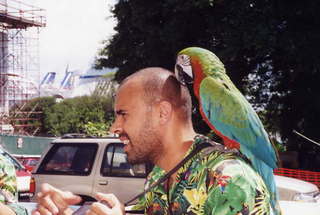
[0,0,45,135]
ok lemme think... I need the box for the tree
[267,1,320,170]
[44,96,114,137]
[9,97,57,136]
[96,0,320,170]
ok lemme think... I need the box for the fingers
[36,192,59,214]
[34,204,55,215]
[86,193,124,215]
[85,210,98,215]
[41,183,82,205]
[33,183,81,215]
[95,193,119,208]
[87,202,112,215]
[31,210,41,215]
[41,183,56,193]
[40,183,61,197]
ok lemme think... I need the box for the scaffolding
[0,0,45,135]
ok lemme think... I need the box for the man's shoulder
[201,148,244,169]
[201,147,267,186]
[196,139,257,176]
[197,138,244,162]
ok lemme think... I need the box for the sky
[32,0,116,80]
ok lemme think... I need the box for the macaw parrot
[175,47,280,215]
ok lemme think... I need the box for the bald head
[119,67,192,122]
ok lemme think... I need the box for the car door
[34,143,98,199]
[93,143,146,203]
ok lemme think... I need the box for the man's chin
[127,158,140,164]
[127,154,147,165]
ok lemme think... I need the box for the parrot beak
[175,54,193,86]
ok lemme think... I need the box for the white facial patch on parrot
[175,54,193,85]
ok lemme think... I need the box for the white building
[40,68,117,99]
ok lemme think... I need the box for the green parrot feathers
[178,47,226,76]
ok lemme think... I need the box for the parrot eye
[175,64,193,86]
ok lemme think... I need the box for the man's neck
[152,113,197,172]
[156,137,193,175]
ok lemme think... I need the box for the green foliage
[9,97,57,135]
[11,95,115,137]
[274,142,286,153]
[96,0,320,170]
[16,96,56,110]
[44,96,114,137]
[83,121,112,137]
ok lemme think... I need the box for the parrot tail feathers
[253,159,282,215]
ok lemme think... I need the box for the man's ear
[158,101,172,124]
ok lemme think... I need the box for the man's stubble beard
[126,115,163,165]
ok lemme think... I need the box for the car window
[28,159,39,166]
[37,143,98,175]
[101,143,146,178]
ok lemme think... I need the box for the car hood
[275,175,319,193]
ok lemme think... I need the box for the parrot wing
[199,76,278,169]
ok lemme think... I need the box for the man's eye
[115,110,128,118]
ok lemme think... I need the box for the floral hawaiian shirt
[133,136,272,215]
[0,153,27,215]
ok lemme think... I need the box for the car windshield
[38,143,98,175]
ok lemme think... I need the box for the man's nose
[110,119,123,135]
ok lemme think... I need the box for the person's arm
[32,183,82,215]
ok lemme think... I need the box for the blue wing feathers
[200,78,279,213]
[200,78,277,169]
[200,77,279,212]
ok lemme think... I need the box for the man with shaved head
[33,67,272,215]
[112,67,194,166]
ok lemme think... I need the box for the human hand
[32,183,82,215]
[86,193,125,215]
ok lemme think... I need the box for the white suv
[32,135,147,203]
